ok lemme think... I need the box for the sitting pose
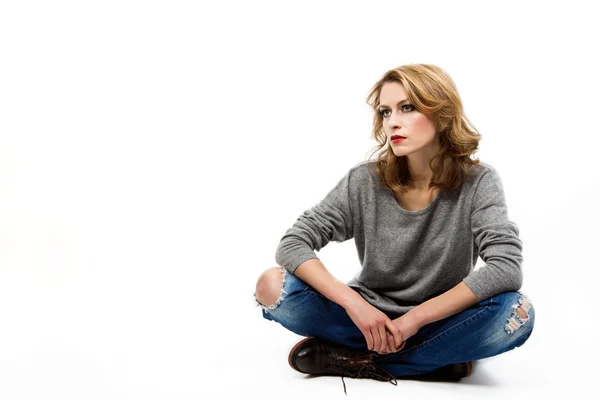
[254,64,534,394]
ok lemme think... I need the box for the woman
[254,64,534,394]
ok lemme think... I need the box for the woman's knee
[255,266,285,307]
[503,291,534,337]
[485,291,535,352]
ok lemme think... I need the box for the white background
[1,1,598,399]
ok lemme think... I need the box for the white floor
[0,291,591,400]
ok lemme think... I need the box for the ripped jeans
[255,267,535,377]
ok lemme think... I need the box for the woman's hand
[344,298,404,354]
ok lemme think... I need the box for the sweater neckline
[390,189,443,215]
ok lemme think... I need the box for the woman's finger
[361,327,374,351]
[377,324,388,353]
[385,320,403,349]
[387,331,396,353]
[371,326,382,353]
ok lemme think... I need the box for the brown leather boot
[288,337,397,394]
[288,337,473,392]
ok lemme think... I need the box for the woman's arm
[403,281,481,329]
[294,258,364,309]
[464,166,523,300]
[390,281,480,343]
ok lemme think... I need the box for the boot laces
[323,348,397,395]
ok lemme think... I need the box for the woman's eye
[379,104,414,118]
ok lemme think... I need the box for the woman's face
[378,81,439,158]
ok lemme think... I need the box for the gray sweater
[275,160,523,318]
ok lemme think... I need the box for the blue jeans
[256,267,535,376]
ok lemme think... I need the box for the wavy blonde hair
[364,64,481,196]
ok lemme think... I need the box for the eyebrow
[378,99,410,108]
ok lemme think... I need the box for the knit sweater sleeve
[275,168,355,275]
[463,167,524,300]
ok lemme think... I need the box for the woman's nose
[387,113,402,129]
